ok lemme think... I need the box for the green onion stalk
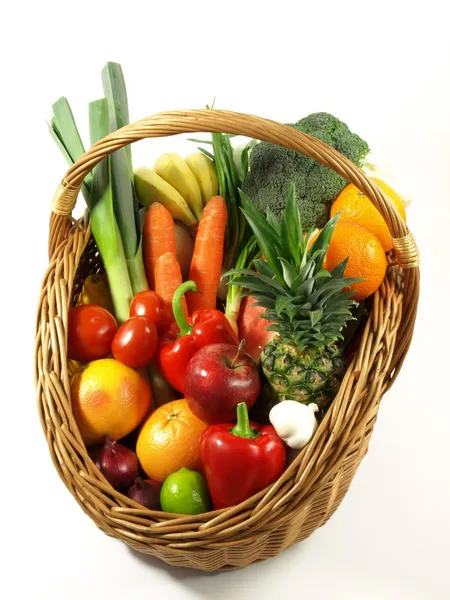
[192,130,257,270]
[48,62,148,324]
[190,114,258,334]
[224,235,258,336]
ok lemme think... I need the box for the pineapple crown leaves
[226,183,364,350]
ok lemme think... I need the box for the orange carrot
[143,202,177,289]
[187,196,228,313]
[154,252,188,318]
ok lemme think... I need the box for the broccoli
[242,112,370,229]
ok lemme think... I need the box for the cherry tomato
[112,316,158,368]
[68,304,117,363]
[130,291,172,329]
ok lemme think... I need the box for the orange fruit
[322,221,387,301]
[70,358,152,446]
[331,177,406,252]
[136,399,207,483]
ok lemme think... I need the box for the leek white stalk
[101,62,148,295]
[89,98,133,324]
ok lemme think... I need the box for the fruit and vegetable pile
[50,63,407,515]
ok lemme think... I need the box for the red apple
[185,343,261,424]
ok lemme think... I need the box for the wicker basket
[35,109,420,571]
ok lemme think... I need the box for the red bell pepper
[199,402,287,509]
[156,280,239,393]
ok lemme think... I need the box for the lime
[160,467,211,515]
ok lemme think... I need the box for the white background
[2,1,450,599]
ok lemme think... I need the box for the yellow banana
[134,167,197,227]
[154,153,203,220]
[185,152,219,206]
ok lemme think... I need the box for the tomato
[112,316,158,369]
[68,304,117,363]
[130,291,172,329]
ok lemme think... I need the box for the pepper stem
[172,280,196,336]
[230,402,260,440]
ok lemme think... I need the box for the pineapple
[228,184,360,418]
[260,341,346,414]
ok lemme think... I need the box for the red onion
[89,434,139,491]
[127,477,162,510]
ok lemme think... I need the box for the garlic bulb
[269,401,319,449]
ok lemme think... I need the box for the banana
[134,167,197,227]
[185,152,219,206]
[153,153,203,220]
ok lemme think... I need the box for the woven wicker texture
[35,110,420,571]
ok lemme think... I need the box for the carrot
[187,196,228,313]
[143,202,177,289]
[154,252,188,318]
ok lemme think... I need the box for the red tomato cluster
[68,290,171,369]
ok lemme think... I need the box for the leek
[101,62,133,177]
[101,62,148,295]
[49,97,92,206]
[48,62,149,323]
[88,98,133,324]
[48,97,132,323]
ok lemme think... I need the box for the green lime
[160,467,211,515]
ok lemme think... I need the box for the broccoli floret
[242,112,370,229]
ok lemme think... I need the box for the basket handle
[50,109,419,269]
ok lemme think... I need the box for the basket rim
[51,109,418,260]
